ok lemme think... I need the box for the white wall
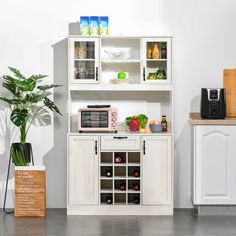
[0,0,236,208]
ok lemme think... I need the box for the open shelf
[101,152,113,164]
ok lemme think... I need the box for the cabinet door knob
[143,140,146,155]
[95,140,98,155]
[113,136,128,139]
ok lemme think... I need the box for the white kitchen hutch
[67,36,174,215]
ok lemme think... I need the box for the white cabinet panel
[142,136,171,205]
[195,126,236,204]
[68,136,99,205]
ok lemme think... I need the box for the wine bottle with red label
[119,183,126,191]
[133,170,140,177]
[133,183,140,191]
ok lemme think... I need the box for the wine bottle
[106,169,112,177]
[133,170,140,177]
[106,196,112,204]
[133,195,140,204]
[133,183,140,191]
[119,183,126,191]
[115,155,122,163]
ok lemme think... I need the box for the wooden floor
[1,209,236,236]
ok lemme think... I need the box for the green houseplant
[0,67,62,166]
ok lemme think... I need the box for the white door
[141,38,171,84]
[69,38,99,83]
[142,136,172,205]
[68,136,99,205]
[194,126,236,204]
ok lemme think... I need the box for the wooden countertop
[190,112,236,125]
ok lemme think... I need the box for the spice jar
[161,115,168,132]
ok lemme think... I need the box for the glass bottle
[161,45,167,59]
[147,45,152,59]
[161,115,168,132]
[152,43,160,59]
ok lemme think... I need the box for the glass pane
[146,41,167,60]
[81,111,108,128]
[146,41,167,81]
[74,41,95,59]
[146,61,167,81]
[74,61,95,80]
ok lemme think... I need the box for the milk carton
[99,16,109,36]
[80,16,89,36]
[89,16,99,36]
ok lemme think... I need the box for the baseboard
[196,205,236,215]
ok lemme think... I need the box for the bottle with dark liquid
[133,195,140,204]
[106,196,113,204]
[133,170,140,177]
[161,45,167,59]
[161,115,168,132]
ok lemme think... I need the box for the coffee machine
[200,88,226,119]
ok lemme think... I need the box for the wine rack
[100,151,141,205]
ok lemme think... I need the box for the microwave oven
[78,106,118,132]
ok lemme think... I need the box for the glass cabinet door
[69,38,99,83]
[142,38,171,84]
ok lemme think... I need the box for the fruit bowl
[149,124,162,133]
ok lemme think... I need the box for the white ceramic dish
[111,78,131,84]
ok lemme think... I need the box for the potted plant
[0,67,62,165]
[0,67,62,216]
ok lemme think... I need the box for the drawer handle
[95,140,98,155]
[113,136,128,139]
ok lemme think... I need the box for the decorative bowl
[149,124,162,133]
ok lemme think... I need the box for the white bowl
[111,78,131,84]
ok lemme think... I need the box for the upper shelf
[68,35,173,39]
[69,83,173,91]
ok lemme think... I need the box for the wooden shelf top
[189,112,236,125]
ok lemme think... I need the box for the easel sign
[14,166,46,217]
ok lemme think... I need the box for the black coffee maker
[200,88,226,119]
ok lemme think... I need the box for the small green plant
[0,67,62,165]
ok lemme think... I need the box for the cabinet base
[67,205,173,215]
[195,205,236,215]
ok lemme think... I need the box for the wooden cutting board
[224,69,236,117]
[14,166,46,217]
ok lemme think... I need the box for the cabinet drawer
[101,135,140,150]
